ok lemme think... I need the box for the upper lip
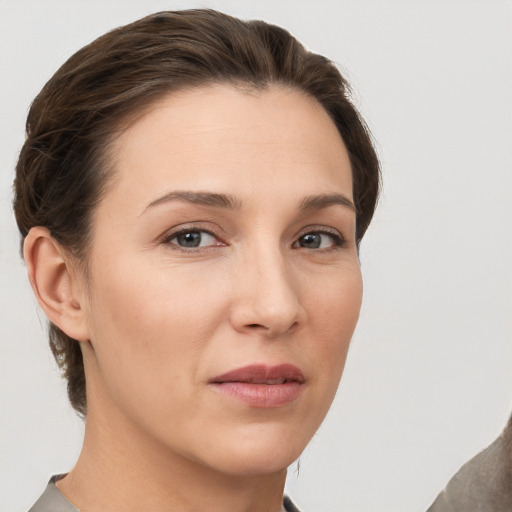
[210,364,305,385]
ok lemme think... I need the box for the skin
[25,84,363,512]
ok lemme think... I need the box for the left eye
[294,231,342,249]
[167,230,219,249]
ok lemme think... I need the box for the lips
[209,364,305,408]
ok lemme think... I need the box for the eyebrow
[299,193,356,213]
[142,191,242,214]
[142,190,355,215]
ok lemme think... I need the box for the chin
[211,448,302,477]
[195,423,310,477]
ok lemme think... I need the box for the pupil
[178,232,201,247]
[301,233,320,248]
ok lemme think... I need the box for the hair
[13,9,380,416]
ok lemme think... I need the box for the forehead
[103,84,353,211]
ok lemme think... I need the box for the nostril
[245,321,299,336]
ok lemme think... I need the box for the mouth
[209,364,305,408]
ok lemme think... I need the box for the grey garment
[28,475,78,512]
[427,424,512,512]
[28,475,301,512]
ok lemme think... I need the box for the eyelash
[160,225,346,252]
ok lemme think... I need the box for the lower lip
[211,382,303,408]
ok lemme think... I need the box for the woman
[13,9,379,511]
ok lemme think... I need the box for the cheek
[308,262,362,334]
[84,255,230,410]
[88,252,227,343]
[304,266,362,386]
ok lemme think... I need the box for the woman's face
[79,84,362,475]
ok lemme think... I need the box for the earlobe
[23,227,90,342]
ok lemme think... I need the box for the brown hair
[13,9,380,416]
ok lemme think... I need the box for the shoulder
[427,425,512,512]
[283,494,302,512]
[28,475,79,512]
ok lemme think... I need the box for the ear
[23,226,90,342]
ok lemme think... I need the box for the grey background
[1,1,511,511]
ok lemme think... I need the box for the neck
[57,394,286,512]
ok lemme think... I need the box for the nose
[229,248,305,338]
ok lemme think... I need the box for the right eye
[163,228,223,250]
